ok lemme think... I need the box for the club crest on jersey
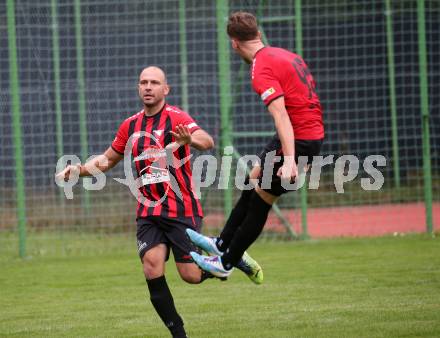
[261,87,275,101]
[153,129,164,137]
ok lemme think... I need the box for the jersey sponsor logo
[261,87,275,101]
[140,166,170,185]
[134,147,167,161]
[135,145,170,186]
[251,59,256,79]
[133,145,170,186]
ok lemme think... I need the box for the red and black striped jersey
[111,103,203,219]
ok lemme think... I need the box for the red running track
[203,202,440,238]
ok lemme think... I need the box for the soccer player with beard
[56,66,260,337]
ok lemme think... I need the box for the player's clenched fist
[277,156,298,182]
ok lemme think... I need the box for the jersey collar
[253,46,267,59]
[143,102,167,119]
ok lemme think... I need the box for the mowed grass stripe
[0,235,439,337]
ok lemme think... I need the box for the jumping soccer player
[188,12,324,278]
[56,66,259,337]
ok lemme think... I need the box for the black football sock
[146,276,186,337]
[221,192,272,270]
[217,188,254,252]
[200,269,214,282]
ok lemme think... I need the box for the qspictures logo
[55,132,387,206]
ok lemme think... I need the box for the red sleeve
[111,119,130,154]
[252,58,284,106]
[174,111,201,133]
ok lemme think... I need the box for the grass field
[1,234,439,337]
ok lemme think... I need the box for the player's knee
[143,265,161,279]
[142,257,163,279]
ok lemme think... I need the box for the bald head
[138,66,170,113]
[139,66,167,84]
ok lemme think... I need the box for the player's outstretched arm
[189,129,214,150]
[169,124,214,151]
[55,147,123,181]
[267,96,298,181]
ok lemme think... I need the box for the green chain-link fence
[1,0,438,257]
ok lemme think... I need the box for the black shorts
[136,216,201,263]
[257,135,323,196]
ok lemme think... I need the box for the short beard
[144,100,159,108]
